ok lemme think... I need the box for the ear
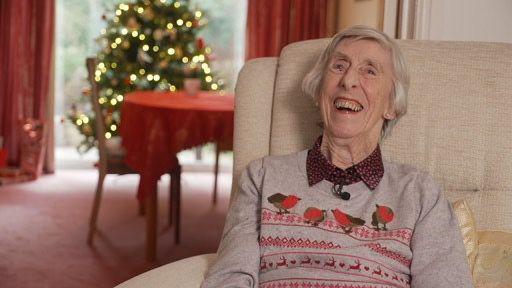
[383,91,397,120]
[314,91,324,107]
[384,111,396,120]
[383,109,396,120]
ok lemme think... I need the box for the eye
[330,60,348,73]
[364,66,377,76]
[334,64,345,71]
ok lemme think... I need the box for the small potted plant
[183,63,201,96]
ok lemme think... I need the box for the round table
[120,90,234,261]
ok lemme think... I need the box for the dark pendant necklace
[332,182,351,200]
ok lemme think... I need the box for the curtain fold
[0,0,55,171]
[246,0,329,60]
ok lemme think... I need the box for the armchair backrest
[233,39,512,232]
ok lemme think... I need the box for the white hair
[302,25,409,140]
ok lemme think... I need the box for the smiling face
[319,38,396,144]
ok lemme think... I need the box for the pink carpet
[0,169,231,287]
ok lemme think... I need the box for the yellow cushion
[473,231,512,288]
[452,199,479,271]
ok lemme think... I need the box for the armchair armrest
[115,253,216,288]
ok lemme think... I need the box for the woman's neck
[320,134,378,169]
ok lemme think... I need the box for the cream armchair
[115,39,512,288]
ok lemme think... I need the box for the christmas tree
[68,0,222,152]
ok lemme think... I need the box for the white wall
[417,0,512,43]
[338,0,384,31]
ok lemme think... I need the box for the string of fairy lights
[70,0,223,150]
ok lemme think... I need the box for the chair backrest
[85,57,107,169]
[233,39,512,232]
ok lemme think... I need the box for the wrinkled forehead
[333,37,391,60]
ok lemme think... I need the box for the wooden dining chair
[85,57,182,246]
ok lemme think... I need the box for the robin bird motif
[331,209,365,234]
[267,193,301,214]
[371,204,394,231]
[303,207,326,226]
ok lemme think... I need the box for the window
[55,0,246,155]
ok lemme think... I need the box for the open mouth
[334,98,363,112]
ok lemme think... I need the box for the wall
[327,0,384,35]
[338,0,384,31]
[416,0,512,43]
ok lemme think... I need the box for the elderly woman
[202,26,473,287]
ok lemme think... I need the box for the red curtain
[0,0,55,166]
[246,0,329,60]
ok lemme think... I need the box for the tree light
[98,63,107,73]
[71,0,223,152]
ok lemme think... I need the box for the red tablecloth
[120,91,234,200]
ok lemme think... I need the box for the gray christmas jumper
[201,136,473,288]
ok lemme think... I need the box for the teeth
[335,100,363,112]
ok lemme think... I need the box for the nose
[340,66,359,90]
